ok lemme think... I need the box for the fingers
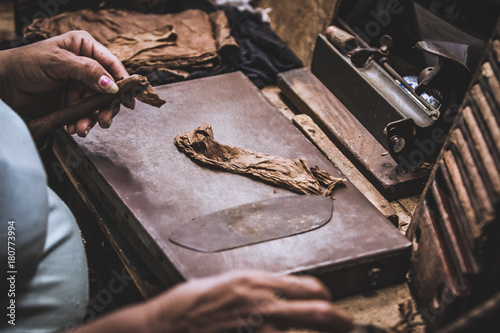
[54,31,134,134]
[222,271,352,333]
[270,274,332,300]
[55,31,128,94]
[67,111,98,137]
[97,108,116,129]
[72,31,129,80]
[144,270,355,333]
[63,53,119,94]
[65,79,132,135]
[65,80,88,107]
[76,114,98,137]
[65,85,103,135]
[224,270,331,301]
[67,105,118,135]
[59,30,129,81]
[268,300,354,333]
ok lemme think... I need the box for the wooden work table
[47,72,424,333]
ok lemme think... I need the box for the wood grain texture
[450,129,495,238]
[278,67,430,200]
[463,106,500,193]
[293,114,398,225]
[63,72,410,297]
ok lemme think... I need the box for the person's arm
[71,270,354,333]
[0,30,131,137]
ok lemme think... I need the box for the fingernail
[106,119,112,128]
[84,128,89,137]
[98,75,119,94]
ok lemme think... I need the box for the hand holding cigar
[28,75,166,140]
[0,30,165,139]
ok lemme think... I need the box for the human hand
[144,270,354,333]
[0,30,131,137]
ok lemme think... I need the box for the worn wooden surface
[278,67,430,200]
[253,0,340,66]
[293,114,399,225]
[261,86,420,233]
[62,71,411,298]
[261,85,297,120]
[391,197,419,234]
[52,139,164,299]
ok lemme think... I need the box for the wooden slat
[463,106,500,194]
[481,61,500,114]
[450,129,495,239]
[443,150,477,236]
[471,84,500,154]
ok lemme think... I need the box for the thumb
[65,53,119,94]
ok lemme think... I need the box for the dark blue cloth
[188,6,303,88]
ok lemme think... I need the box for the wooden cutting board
[58,71,411,298]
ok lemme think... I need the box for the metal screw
[367,267,382,286]
[390,136,406,153]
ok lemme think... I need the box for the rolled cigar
[28,75,166,140]
[325,25,359,54]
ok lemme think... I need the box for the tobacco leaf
[174,124,345,196]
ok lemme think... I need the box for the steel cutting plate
[169,195,333,252]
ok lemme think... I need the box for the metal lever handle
[350,47,387,67]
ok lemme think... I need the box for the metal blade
[169,195,333,252]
